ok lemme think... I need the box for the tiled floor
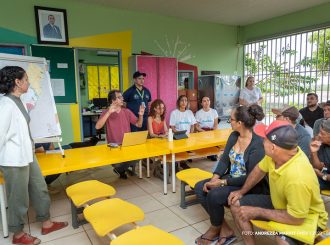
[0,158,330,245]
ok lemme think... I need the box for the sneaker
[180,161,191,170]
[113,169,128,179]
[126,168,137,176]
[208,155,218,161]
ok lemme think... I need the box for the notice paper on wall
[51,79,65,96]
[57,63,68,69]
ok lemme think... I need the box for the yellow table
[37,129,231,195]
[37,142,171,193]
[150,129,232,193]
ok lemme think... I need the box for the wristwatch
[220,179,226,187]
[322,174,328,181]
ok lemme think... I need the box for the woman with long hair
[148,99,168,138]
[0,66,68,245]
[194,105,269,245]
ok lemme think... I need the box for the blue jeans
[195,178,240,226]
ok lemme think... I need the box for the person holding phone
[123,71,151,132]
[96,89,145,179]
[310,118,330,190]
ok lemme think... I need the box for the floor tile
[42,231,92,245]
[169,204,209,225]
[126,195,165,213]
[137,208,188,232]
[170,226,201,245]
[151,191,181,207]
[29,214,83,243]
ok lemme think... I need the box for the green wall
[241,2,330,43]
[0,0,239,75]
[0,0,240,144]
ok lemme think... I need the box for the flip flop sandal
[195,234,219,244]
[218,235,237,245]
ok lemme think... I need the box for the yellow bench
[251,215,330,245]
[66,180,116,228]
[176,168,212,208]
[84,198,184,244]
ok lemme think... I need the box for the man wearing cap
[228,120,328,245]
[272,105,311,157]
[123,71,152,132]
[299,93,324,128]
[310,118,330,190]
[314,100,330,137]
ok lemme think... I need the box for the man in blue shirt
[43,15,62,39]
[123,71,152,131]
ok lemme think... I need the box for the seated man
[228,120,328,245]
[96,89,144,179]
[272,105,311,157]
[314,100,330,136]
[310,118,330,190]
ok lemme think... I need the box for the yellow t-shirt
[258,147,328,230]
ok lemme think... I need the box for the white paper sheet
[51,79,65,96]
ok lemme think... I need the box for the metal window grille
[244,27,330,124]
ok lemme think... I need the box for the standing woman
[148,99,168,138]
[239,76,263,106]
[0,66,67,245]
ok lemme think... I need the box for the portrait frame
[34,6,69,45]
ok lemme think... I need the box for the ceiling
[77,0,330,25]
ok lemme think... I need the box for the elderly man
[272,105,311,157]
[310,118,330,190]
[228,120,327,245]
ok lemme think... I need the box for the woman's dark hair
[234,104,264,129]
[245,76,254,87]
[0,66,26,94]
[107,89,121,105]
[176,95,188,110]
[149,99,166,121]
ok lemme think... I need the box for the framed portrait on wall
[34,6,69,45]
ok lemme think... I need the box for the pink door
[158,57,178,124]
[136,56,158,102]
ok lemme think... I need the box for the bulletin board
[31,45,76,103]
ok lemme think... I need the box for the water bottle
[168,129,173,142]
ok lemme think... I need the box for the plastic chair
[110,225,185,245]
[66,180,116,228]
[176,168,212,208]
[83,198,144,237]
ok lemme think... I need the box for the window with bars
[244,27,330,123]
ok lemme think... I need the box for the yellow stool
[0,173,8,238]
[111,225,185,245]
[66,180,116,228]
[83,198,144,237]
[176,168,212,208]
[251,218,330,245]
[321,190,330,196]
